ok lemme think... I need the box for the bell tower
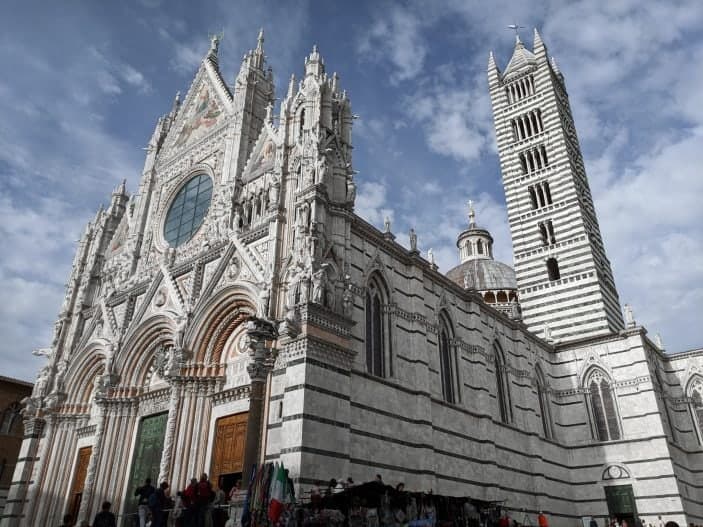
[488,30,624,342]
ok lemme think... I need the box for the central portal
[124,412,168,516]
[210,412,248,494]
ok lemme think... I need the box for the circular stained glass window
[163,174,213,247]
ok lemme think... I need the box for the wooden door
[210,412,248,491]
[66,446,92,525]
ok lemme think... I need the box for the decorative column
[158,380,183,485]
[0,417,47,527]
[241,317,278,476]
[77,401,107,524]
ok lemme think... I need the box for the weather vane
[507,23,525,38]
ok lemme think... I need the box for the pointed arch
[584,367,621,441]
[63,344,108,408]
[686,375,703,445]
[438,311,458,404]
[117,315,175,388]
[493,342,512,423]
[365,272,391,378]
[535,364,553,439]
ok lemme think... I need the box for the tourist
[149,481,170,527]
[396,482,405,492]
[346,477,354,487]
[170,491,184,527]
[58,513,72,527]
[375,474,383,484]
[310,480,322,512]
[183,477,199,527]
[196,473,214,527]
[135,477,156,527]
[635,517,644,527]
[538,511,549,527]
[658,517,665,527]
[92,501,117,527]
[227,479,245,525]
[212,480,227,527]
[326,478,337,496]
[590,517,598,527]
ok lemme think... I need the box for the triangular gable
[162,60,232,155]
[241,125,278,182]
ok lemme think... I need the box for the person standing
[183,478,199,527]
[92,501,117,527]
[149,481,170,527]
[538,511,549,527]
[135,478,156,527]
[196,473,213,527]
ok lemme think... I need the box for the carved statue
[384,216,391,234]
[342,285,354,316]
[311,267,327,304]
[258,284,271,317]
[32,365,51,399]
[428,248,435,266]
[53,359,68,393]
[409,228,417,252]
[51,319,64,348]
[174,315,188,350]
[346,179,356,202]
[316,154,328,184]
[268,181,280,208]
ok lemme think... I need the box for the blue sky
[1,0,702,381]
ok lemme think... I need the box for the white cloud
[357,5,428,83]
[355,181,395,228]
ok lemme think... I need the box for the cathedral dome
[446,258,516,291]
[447,202,519,311]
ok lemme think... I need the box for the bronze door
[124,413,168,515]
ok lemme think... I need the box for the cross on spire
[507,23,525,43]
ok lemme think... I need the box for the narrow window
[299,108,306,137]
[536,367,553,439]
[528,187,538,209]
[543,182,553,205]
[477,240,483,254]
[687,379,703,445]
[539,223,549,246]
[546,220,556,244]
[365,275,389,378]
[587,369,621,441]
[439,322,454,404]
[540,145,549,167]
[519,153,527,175]
[494,345,512,423]
[546,258,560,281]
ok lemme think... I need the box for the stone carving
[316,154,328,184]
[409,228,418,252]
[624,304,635,328]
[174,315,188,350]
[268,180,280,209]
[346,179,356,203]
[53,359,68,394]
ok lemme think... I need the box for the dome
[446,258,517,291]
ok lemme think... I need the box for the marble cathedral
[4,29,703,527]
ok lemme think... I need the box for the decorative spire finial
[507,23,525,44]
[468,200,476,227]
[257,28,264,50]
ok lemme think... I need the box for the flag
[268,463,287,522]
[241,464,256,527]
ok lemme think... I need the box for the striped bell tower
[488,29,624,342]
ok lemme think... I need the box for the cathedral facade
[3,30,703,527]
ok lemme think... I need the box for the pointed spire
[533,27,545,52]
[207,33,220,64]
[170,91,181,117]
[257,28,264,51]
[550,56,561,74]
[305,44,325,77]
[114,178,127,195]
[287,73,296,98]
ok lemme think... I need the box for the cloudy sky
[1,0,702,381]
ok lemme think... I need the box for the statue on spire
[507,23,525,43]
[468,200,476,227]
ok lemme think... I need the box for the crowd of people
[132,474,235,527]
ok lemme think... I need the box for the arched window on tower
[494,343,512,423]
[366,274,390,378]
[438,313,456,404]
[687,377,703,445]
[536,366,553,439]
[546,258,560,281]
[586,368,621,441]
[477,240,483,254]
